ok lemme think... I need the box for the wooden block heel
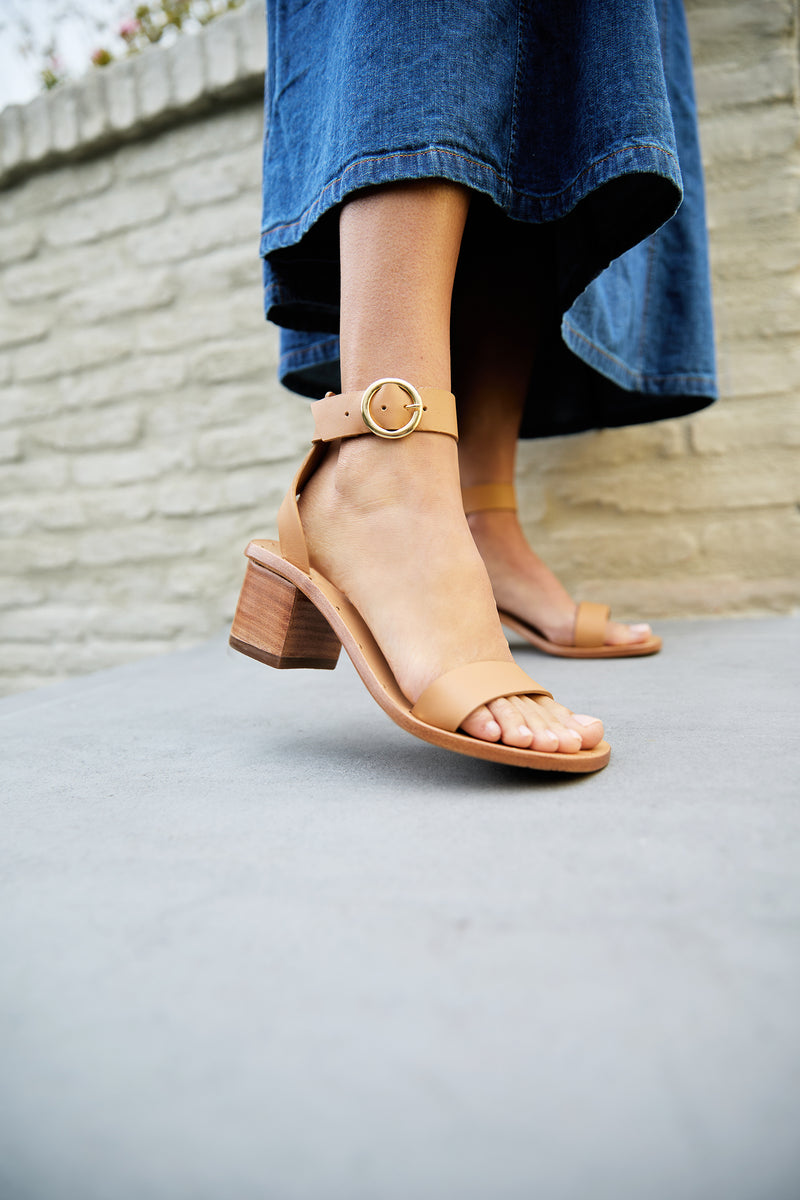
[229,559,341,670]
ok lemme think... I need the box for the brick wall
[0,0,798,696]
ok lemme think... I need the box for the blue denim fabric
[260,0,716,435]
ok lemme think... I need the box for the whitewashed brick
[166,557,239,601]
[126,195,259,264]
[92,601,211,640]
[30,404,142,452]
[46,183,168,247]
[135,292,261,353]
[22,93,52,163]
[0,430,22,462]
[0,385,59,426]
[0,355,11,384]
[14,326,132,383]
[75,484,154,526]
[0,222,39,266]
[189,335,275,384]
[64,269,177,325]
[194,408,306,468]
[699,102,798,164]
[32,496,90,532]
[551,450,798,515]
[689,396,800,455]
[56,354,186,409]
[699,510,800,576]
[1,533,76,569]
[687,2,794,66]
[71,444,187,488]
[694,49,797,114]
[76,521,205,566]
[0,457,69,497]
[51,85,80,154]
[175,243,262,292]
[0,104,24,174]
[720,340,800,398]
[0,579,46,611]
[171,157,243,210]
[76,70,111,145]
[154,464,268,516]
[0,673,66,695]
[0,640,176,675]
[705,164,800,229]
[3,242,126,304]
[0,497,33,536]
[169,26,206,109]
[238,1,268,76]
[0,604,93,642]
[137,43,174,121]
[117,108,262,180]
[18,159,114,217]
[106,59,139,134]
[204,16,239,92]
[0,309,50,350]
[144,380,284,437]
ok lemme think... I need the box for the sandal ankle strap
[279,379,457,575]
[462,483,517,514]
[312,380,458,443]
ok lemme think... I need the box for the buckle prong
[361,378,423,439]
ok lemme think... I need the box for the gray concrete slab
[1,616,799,1200]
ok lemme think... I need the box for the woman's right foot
[297,428,605,753]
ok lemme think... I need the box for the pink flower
[91,47,113,66]
[118,18,141,40]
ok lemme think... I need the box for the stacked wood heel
[229,560,341,670]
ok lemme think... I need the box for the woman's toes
[606,619,652,646]
[460,695,603,754]
[528,725,560,752]
[485,697,536,748]
[515,695,582,754]
[569,713,606,749]
[460,704,502,743]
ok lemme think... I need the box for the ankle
[333,430,462,509]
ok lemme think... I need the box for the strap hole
[344,411,349,417]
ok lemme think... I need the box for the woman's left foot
[467,508,654,648]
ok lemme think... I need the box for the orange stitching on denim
[261,142,681,241]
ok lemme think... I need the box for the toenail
[572,714,599,727]
[486,720,501,737]
[630,623,651,633]
[519,725,532,737]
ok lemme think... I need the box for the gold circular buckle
[360,378,423,439]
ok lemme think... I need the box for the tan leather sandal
[229,380,610,773]
[462,483,662,659]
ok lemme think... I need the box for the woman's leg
[297,180,604,751]
[452,231,654,648]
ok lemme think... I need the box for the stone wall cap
[0,0,265,191]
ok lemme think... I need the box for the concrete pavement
[1,615,799,1200]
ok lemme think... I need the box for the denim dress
[260,0,716,437]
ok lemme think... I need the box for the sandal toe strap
[411,661,553,734]
[573,601,611,648]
